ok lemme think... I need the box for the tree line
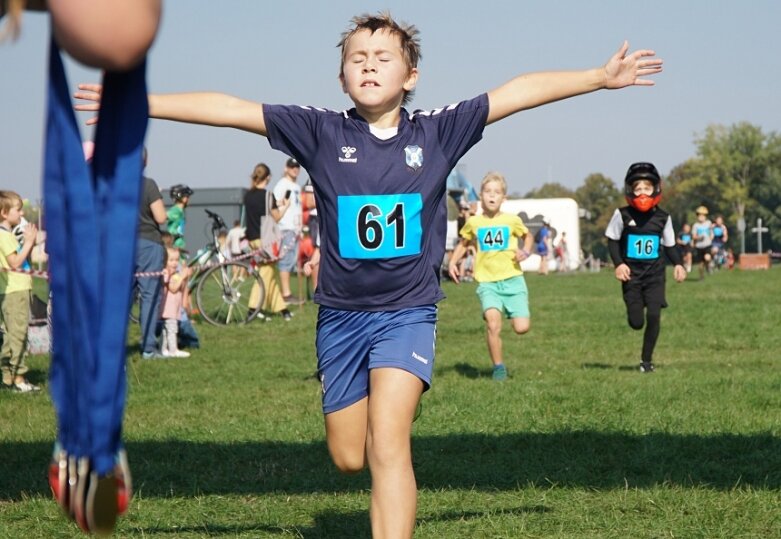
[518,122,781,261]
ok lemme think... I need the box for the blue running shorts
[316,305,437,414]
[476,275,530,319]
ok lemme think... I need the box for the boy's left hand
[514,249,530,262]
[604,41,663,89]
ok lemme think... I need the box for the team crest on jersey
[404,145,424,170]
[339,145,358,164]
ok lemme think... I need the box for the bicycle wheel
[195,261,264,325]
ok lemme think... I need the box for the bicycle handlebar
[204,209,226,230]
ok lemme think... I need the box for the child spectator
[227,219,245,260]
[605,163,687,373]
[0,191,40,392]
[448,172,534,381]
[76,12,662,536]
[160,246,191,358]
[167,184,193,249]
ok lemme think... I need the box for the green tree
[679,122,780,252]
[574,173,622,261]
[523,182,575,199]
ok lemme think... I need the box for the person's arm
[607,239,631,282]
[74,87,267,135]
[4,224,37,269]
[486,41,662,125]
[150,198,167,225]
[448,239,470,283]
[303,247,320,277]
[515,232,534,262]
[722,226,729,242]
[271,196,290,223]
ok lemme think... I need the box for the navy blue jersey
[263,94,489,311]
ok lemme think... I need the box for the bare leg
[366,368,422,539]
[324,397,368,474]
[279,270,292,298]
[484,308,504,367]
[510,317,530,335]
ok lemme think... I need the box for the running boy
[76,13,662,538]
[0,191,40,392]
[448,172,533,381]
[605,163,687,373]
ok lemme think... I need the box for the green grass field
[1,268,779,538]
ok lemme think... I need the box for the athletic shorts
[316,305,437,414]
[278,230,299,272]
[476,275,530,319]
[622,272,667,310]
[693,247,711,263]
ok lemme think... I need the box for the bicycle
[131,209,267,326]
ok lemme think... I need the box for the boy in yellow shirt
[448,173,534,381]
[0,191,40,392]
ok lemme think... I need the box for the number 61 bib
[338,194,423,259]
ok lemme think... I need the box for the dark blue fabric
[262,94,488,311]
[45,38,148,476]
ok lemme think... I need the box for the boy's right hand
[614,263,631,282]
[73,84,103,125]
[447,263,461,284]
[22,224,38,245]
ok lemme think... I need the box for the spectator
[167,184,193,249]
[273,158,303,303]
[137,153,167,360]
[159,246,191,358]
[301,180,319,293]
[243,163,294,321]
[0,190,39,392]
[227,219,245,260]
[535,218,552,275]
[554,231,570,272]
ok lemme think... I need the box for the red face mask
[627,194,661,212]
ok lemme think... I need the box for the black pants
[622,273,667,363]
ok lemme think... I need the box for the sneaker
[281,309,294,322]
[12,379,41,393]
[170,350,191,358]
[283,295,304,305]
[492,364,508,381]
[142,351,167,360]
[639,362,655,373]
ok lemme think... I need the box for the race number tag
[477,226,510,252]
[338,194,422,259]
[626,234,660,260]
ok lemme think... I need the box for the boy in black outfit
[604,163,687,372]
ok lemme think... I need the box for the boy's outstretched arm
[486,41,662,125]
[74,85,268,136]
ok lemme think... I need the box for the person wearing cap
[605,162,687,373]
[272,158,303,303]
[691,205,713,280]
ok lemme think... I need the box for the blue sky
[2,0,779,201]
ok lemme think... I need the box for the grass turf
[1,267,779,537]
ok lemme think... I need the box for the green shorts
[476,275,530,319]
